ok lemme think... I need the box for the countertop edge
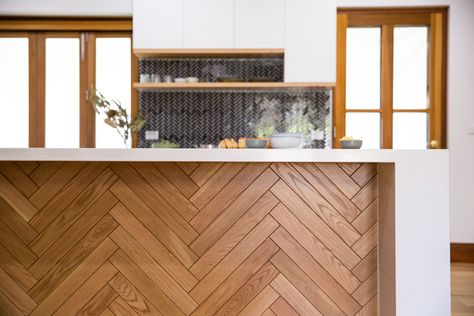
[0,148,449,162]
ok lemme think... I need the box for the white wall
[0,0,132,16]
[337,0,474,243]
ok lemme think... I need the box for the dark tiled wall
[139,57,284,82]
[138,89,331,148]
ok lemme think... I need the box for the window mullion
[80,31,96,148]
[381,24,394,149]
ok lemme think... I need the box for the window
[0,36,29,148]
[335,8,447,149]
[0,18,135,148]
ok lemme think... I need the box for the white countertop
[0,148,448,162]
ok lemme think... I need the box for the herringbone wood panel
[0,161,378,316]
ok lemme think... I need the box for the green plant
[88,87,145,147]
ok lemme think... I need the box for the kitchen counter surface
[0,148,448,162]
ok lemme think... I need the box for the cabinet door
[235,0,285,48]
[133,0,184,48]
[285,0,336,82]
[184,0,234,48]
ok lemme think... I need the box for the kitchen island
[0,149,450,316]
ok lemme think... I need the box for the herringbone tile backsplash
[138,89,332,148]
[139,57,284,82]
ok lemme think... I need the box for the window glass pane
[346,28,381,109]
[393,113,428,149]
[345,113,380,149]
[95,37,131,148]
[0,38,29,148]
[393,27,428,109]
[45,38,80,148]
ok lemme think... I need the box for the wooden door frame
[0,18,136,148]
[334,7,447,149]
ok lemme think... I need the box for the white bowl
[174,78,186,83]
[186,77,199,83]
[269,133,303,149]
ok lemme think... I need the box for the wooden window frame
[0,17,137,148]
[335,7,448,149]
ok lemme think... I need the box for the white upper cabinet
[284,0,336,82]
[234,0,285,48]
[133,0,184,48]
[183,0,234,48]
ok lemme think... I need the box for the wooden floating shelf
[133,82,335,91]
[133,48,285,58]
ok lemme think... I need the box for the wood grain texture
[0,162,378,315]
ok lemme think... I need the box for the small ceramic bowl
[339,139,363,149]
[245,139,267,148]
[186,77,199,83]
[174,78,186,83]
[269,133,303,149]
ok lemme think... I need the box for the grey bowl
[245,139,267,148]
[340,139,363,149]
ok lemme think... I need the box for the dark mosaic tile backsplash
[139,58,284,82]
[138,89,332,148]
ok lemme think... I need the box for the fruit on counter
[340,136,361,141]
[218,138,239,149]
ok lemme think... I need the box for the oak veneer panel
[76,284,117,316]
[271,203,361,292]
[189,162,224,187]
[190,162,245,209]
[28,238,118,316]
[109,180,198,268]
[0,219,37,268]
[239,285,279,315]
[190,169,279,257]
[0,162,378,315]
[270,180,361,269]
[29,161,85,209]
[108,296,139,316]
[192,240,279,316]
[29,191,118,279]
[0,173,38,222]
[0,268,36,315]
[29,162,109,231]
[28,215,118,303]
[14,161,39,176]
[0,290,23,316]
[215,261,279,315]
[108,273,162,315]
[0,243,37,292]
[190,191,278,279]
[271,163,361,245]
[338,162,362,176]
[0,162,38,197]
[270,297,299,316]
[110,226,198,315]
[291,162,360,221]
[190,162,270,232]
[270,250,345,316]
[110,162,198,243]
[109,204,198,292]
[110,250,185,316]
[0,196,38,244]
[271,274,323,316]
[29,168,118,256]
[153,162,199,198]
[28,161,62,186]
[315,162,361,198]
[53,261,118,315]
